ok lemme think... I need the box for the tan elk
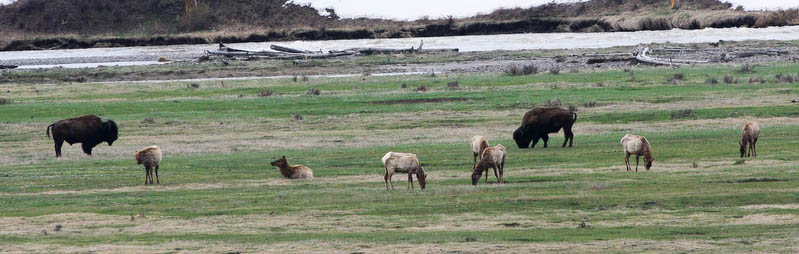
[620,134,654,172]
[472,144,506,185]
[382,152,427,190]
[740,121,760,157]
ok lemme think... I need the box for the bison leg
[563,127,574,147]
[81,143,94,156]
[54,138,64,157]
[531,135,541,148]
[542,135,549,148]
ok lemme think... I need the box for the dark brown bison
[46,115,118,157]
[513,107,577,149]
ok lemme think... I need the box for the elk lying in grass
[740,121,760,157]
[382,152,427,190]
[135,146,162,184]
[472,144,506,185]
[620,134,654,172]
[270,156,313,179]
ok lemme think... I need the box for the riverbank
[1,39,796,84]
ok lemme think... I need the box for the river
[1,25,798,69]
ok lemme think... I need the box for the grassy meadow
[1,62,798,253]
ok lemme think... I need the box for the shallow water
[2,26,798,69]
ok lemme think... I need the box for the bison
[46,115,118,157]
[513,107,577,149]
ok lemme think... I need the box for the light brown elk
[382,152,426,190]
[740,121,760,157]
[620,134,654,172]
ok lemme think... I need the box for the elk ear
[282,155,286,159]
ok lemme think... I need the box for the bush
[505,63,539,76]
[257,89,273,97]
[306,87,320,95]
[549,66,561,75]
[705,77,719,85]
[582,101,598,107]
[774,74,797,83]
[749,77,766,84]
[723,75,737,84]
[666,73,684,84]
[671,109,695,119]
[0,97,12,105]
[447,80,460,89]
[415,85,427,92]
[738,63,754,73]
[177,3,215,32]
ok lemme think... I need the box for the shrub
[545,98,562,107]
[306,87,320,95]
[723,75,737,84]
[257,89,273,97]
[705,77,719,85]
[666,73,684,85]
[447,80,460,89]
[549,66,561,75]
[582,101,598,107]
[774,74,797,83]
[749,77,765,84]
[670,109,694,119]
[505,63,539,76]
[415,85,427,92]
[738,63,755,73]
[187,83,200,88]
[0,97,12,105]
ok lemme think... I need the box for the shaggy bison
[46,115,118,157]
[513,107,577,149]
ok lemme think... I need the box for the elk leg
[473,153,478,169]
[384,171,390,191]
[155,165,160,184]
[635,155,640,172]
[492,165,499,184]
[500,156,505,184]
[408,172,413,190]
[144,167,150,185]
[753,138,758,157]
[625,153,631,171]
[484,167,489,183]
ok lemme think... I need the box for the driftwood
[270,45,315,54]
[0,65,17,70]
[207,41,458,59]
[634,47,709,66]
[586,56,635,64]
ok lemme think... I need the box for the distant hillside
[0,0,332,33]
[0,0,796,51]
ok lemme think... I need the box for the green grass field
[1,62,798,253]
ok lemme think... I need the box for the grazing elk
[382,152,427,190]
[46,115,118,157]
[620,134,654,172]
[513,107,577,149]
[135,146,162,184]
[270,156,314,179]
[470,135,489,168]
[740,121,760,158]
[472,144,506,185]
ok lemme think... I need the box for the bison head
[513,126,531,149]
[102,120,118,146]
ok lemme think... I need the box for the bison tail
[571,112,578,124]
[46,124,54,138]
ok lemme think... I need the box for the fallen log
[270,45,315,54]
[586,56,635,64]
[634,47,709,66]
[0,65,17,69]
